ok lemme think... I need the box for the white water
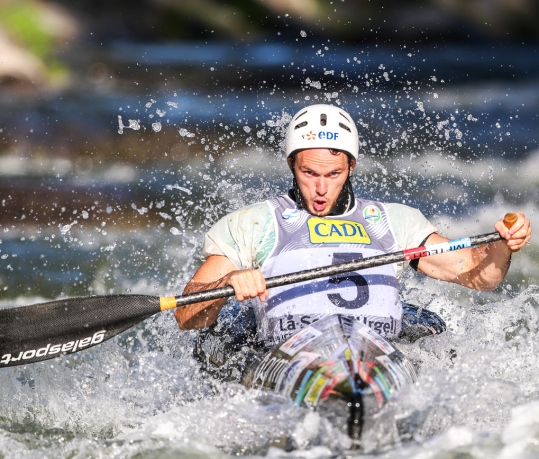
[1,41,539,458]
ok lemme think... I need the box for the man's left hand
[495,212,532,252]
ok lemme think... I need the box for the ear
[287,157,294,172]
[349,159,356,174]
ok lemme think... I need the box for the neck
[288,178,356,216]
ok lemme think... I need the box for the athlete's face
[289,149,355,217]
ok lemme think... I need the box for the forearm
[456,241,512,290]
[174,279,228,330]
[418,236,513,290]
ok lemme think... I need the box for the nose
[316,177,328,195]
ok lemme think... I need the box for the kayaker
[175,104,532,347]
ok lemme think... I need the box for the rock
[0,27,47,87]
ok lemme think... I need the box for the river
[0,38,538,458]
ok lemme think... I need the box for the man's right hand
[223,269,268,302]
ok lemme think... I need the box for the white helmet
[285,104,359,159]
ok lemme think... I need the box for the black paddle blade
[0,294,161,368]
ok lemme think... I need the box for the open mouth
[313,200,327,212]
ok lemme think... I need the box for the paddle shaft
[164,230,505,309]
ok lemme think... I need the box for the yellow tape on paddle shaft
[160,296,177,311]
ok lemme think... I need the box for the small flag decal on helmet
[363,205,381,223]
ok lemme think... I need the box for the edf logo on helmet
[304,130,340,141]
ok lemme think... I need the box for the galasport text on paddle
[0,213,518,368]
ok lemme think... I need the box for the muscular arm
[174,255,268,330]
[417,212,532,290]
[417,233,512,289]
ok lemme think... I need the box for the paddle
[0,213,517,368]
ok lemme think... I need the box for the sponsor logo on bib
[363,205,382,223]
[307,218,371,244]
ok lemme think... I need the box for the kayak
[194,304,446,445]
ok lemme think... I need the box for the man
[175,104,532,347]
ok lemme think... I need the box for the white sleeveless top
[254,195,402,346]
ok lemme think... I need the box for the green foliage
[0,0,67,81]
[0,2,52,59]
